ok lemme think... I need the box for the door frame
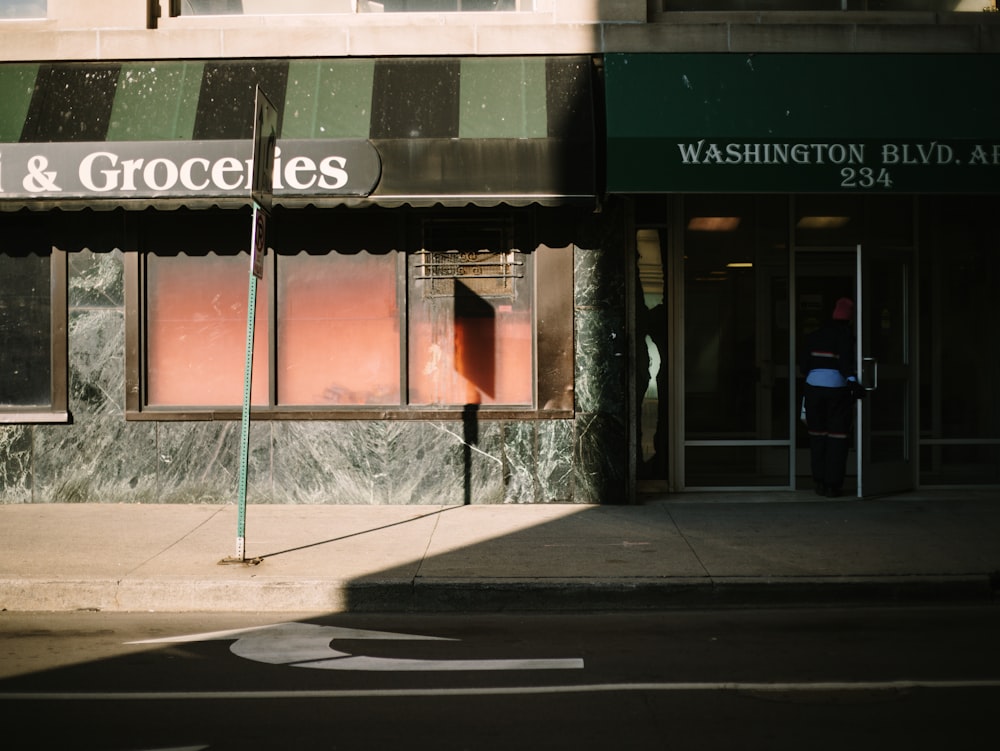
[792,244,918,498]
[856,244,919,497]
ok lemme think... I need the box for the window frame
[0,1,47,20]
[0,246,68,424]
[125,213,573,421]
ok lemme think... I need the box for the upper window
[657,1,995,11]
[0,0,45,19]
[176,0,529,15]
[0,247,67,423]
[130,211,573,417]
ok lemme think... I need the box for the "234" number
[841,167,893,189]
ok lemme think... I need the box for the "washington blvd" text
[678,141,1000,167]
[675,140,1000,190]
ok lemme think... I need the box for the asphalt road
[2,605,998,750]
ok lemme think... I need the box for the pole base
[218,555,263,566]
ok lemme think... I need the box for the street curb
[398,575,998,612]
[1,574,995,613]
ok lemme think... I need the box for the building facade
[1,1,998,505]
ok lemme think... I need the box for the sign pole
[235,231,259,561]
[221,85,277,565]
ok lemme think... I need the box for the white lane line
[3,679,999,701]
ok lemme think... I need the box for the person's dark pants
[804,383,854,496]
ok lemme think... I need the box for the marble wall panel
[33,417,157,503]
[537,419,575,503]
[572,211,629,504]
[462,417,504,505]
[502,421,536,503]
[68,309,125,418]
[68,249,123,308]
[574,244,626,312]
[575,309,627,415]
[574,411,627,505]
[395,420,490,506]
[273,421,396,505]
[271,419,506,506]
[156,420,270,504]
[0,426,33,503]
[501,420,577,503]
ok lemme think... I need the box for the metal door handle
[862,357,878,391]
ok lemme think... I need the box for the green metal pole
[233,207,262,562]
[235,270,256,561]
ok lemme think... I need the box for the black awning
[0,57,596,211]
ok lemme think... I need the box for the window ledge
[126,408,574,421]
[0,411,70,425]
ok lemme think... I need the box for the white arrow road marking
[129,622,584,672]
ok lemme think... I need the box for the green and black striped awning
[0,57,596,210]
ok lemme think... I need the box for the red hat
[832,297,854,321]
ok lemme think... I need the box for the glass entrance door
[857,246,917,497]
[794,245,917,498]
[794,248,858,494]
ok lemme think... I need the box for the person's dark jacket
[799,319,856,381]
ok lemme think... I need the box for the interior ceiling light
[796,216,851,229]
[726,262,753,268]
[687,216,741,232]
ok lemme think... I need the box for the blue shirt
[806,368,857,388]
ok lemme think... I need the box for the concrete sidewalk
[1,491,998,613]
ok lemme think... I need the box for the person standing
[799,297,865,497]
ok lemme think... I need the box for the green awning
[605,53,1000,194]
[0,57,596,210]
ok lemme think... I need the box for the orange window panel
[277,252,400,406]
[146,254,270,407]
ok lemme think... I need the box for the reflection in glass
[919,196,1000,485]
[536,244,574,411]
[686,446,790,487]
[0,251,51,407]
[636,228,668,479]
[408,264,532,407]
[407,227,532,407]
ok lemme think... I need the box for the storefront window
[919,196,1000,485]
[0,247,66,421]
[135,212,566,416]
[0,1,45,19]
[682,195,790,487]
[145,253,270,407]
[408,222,531,406]
[0,252,51,406]
[277,252,400,406]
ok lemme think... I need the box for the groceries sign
[0,139,381,203]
